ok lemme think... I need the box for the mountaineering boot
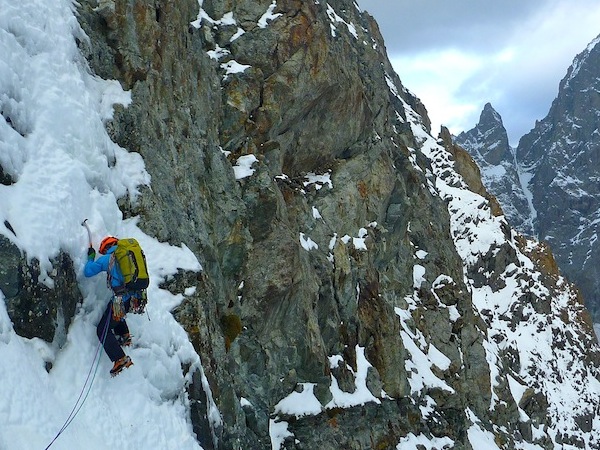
[117,333,132,347]
[110,355,133,377]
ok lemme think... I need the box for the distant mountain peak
[456,103,510,166]
[461,32,600,322]
[563,32,600,90]
[455,104,534,236]
[480,102,503,127]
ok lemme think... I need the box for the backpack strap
[107,254,126,294]
[106,254,114,290]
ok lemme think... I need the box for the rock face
[516,35,600,321]
[459,36,600,323]
[2,0,599,449]
[455,103,533,235]
[1,234,81,347]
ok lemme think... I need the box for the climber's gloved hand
[87,246,96,261]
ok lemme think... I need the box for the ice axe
[82,219,93,248]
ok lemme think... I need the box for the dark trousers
[96,300,130,362]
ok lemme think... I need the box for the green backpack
[110,238,150,293]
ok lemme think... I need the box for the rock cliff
[2,1,599,449]
[516,35,600,322]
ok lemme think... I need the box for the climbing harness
[43,307,111,450]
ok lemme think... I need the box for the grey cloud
[358,0,543,55]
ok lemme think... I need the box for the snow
[415,249,428,260]
[303,171,333,190]
[395,301,455,395]
[427,344,451,371]
[396,433,454,450]
[220,60,251,80]
[258,1,282,29]
[335,228,370,252]
[325,4,358,39]
[268,346,382,449]
[184,286,197,296]
[481,163,507,180]
[273,383,322,417]
[206,45,230,61]
[230,27,245,42]
[328,233,337,250]
[352,227,368,250]
[192,6,236,29]
[466,410,501,450]
[412,264,426,289]
[299,232,318,251]
[566,34,600,88]
[193,2,279,67]
[506,374,527,405]
[269,419,293,450]
[0,2,217,449]
[232,154,258,179]
[399,325,455,394]
[311,205,322,220]
[326,345,381,408]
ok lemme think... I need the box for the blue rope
[44,305,112,450]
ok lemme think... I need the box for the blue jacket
[84,246,125,290]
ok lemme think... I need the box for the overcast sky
[357,0,600,146]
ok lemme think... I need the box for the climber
[84,236,145,376]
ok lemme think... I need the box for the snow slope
[0,2,216,449]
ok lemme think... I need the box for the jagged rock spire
[457,102,511,166]
[455,104,534,236]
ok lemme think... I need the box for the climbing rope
[43,307,111,450]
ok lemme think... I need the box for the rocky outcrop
[0,234,81,347]
[72,0,600,448]
[75,0,496,447]
[438,126,503,217]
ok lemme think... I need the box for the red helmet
[99,236,118,254]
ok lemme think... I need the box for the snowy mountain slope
[1,0,600,449]
[0,2,216,449]
[403,93,600,449]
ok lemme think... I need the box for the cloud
[391,49,484,135]
[453,1,600,141]
[359,0,541,55]
[359,0,600,146]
